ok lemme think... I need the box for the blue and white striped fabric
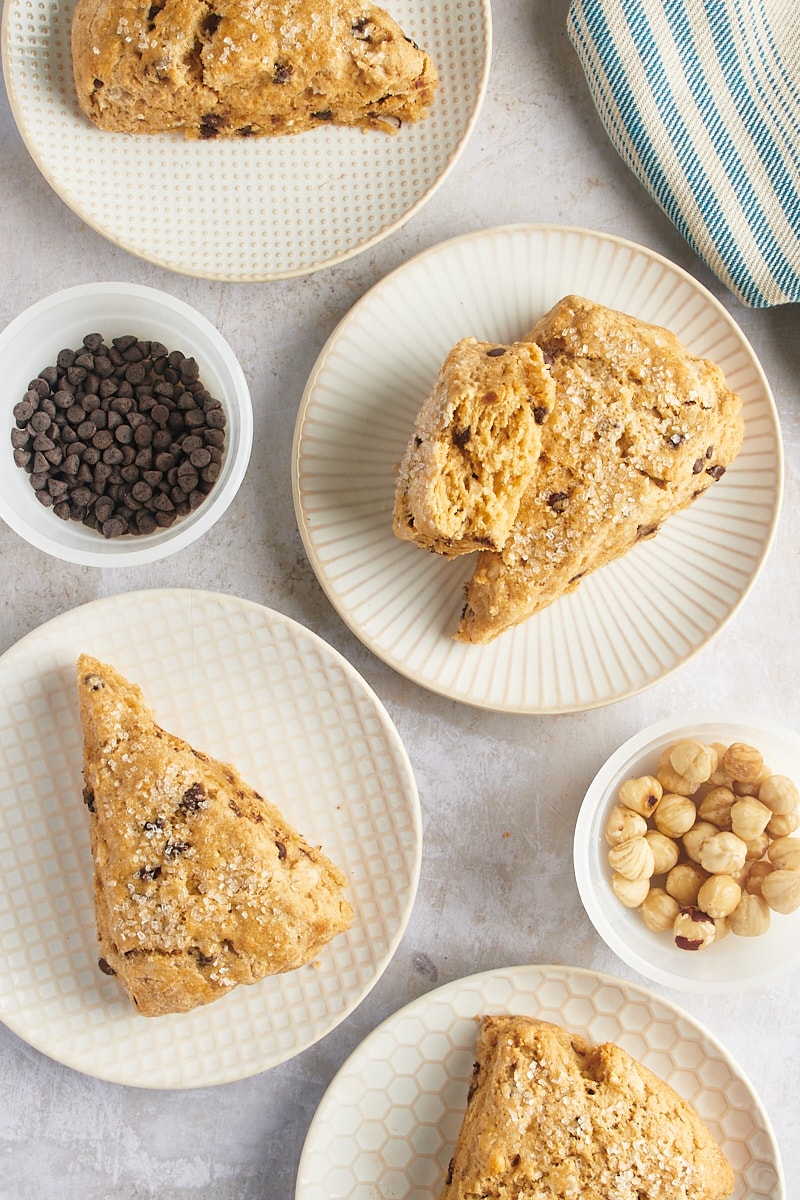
[567,0,800,307]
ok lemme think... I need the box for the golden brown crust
[77,654,353,1016]
[71,0,437,137]
[440,1016,735,1200]
[457,296,745,643]
[393,338,555,557]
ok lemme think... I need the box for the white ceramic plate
[293,225,783,713]
[574,711,800,993]
[295,963,784,1200]
[1,0,490,281]
[0,589,420,1088]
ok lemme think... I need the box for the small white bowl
[0,283,252,566]
[574,712,800,993]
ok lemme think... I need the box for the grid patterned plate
[296,964,784,1200]
[1,0,490,280]
[293,225,783,713]
[0,589,420,1088]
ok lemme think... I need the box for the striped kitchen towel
[567,0,800,307]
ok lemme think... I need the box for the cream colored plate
[1,0,490,280]
[292,225,783,713]
[296,963,784,1200]
[0,589,420,1087]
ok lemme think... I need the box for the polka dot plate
[1,0,491,280]
[0,589,420,1087]
[296,963,784,1199]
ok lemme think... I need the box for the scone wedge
[72,0,437,138]
[457,295,745,643]
[440,1016,735,1200]
[393,338,555,556]
[77,654,353,1016]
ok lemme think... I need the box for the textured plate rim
[0,0,493,281]
[0,587,422,1088]
[291,222,784,714]
[295,961,785,1200]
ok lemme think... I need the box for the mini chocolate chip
[138,865,162,880]
[692,459,704,474]
[275,840,287,860]
[485,347,507,357]
[98,958,116,976]
[532,406,548,424]
[547,491,570,513]
[706,464,726,480]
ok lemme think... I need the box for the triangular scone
[457,295,745,643]
[440,1016,735,1200]
[71,0,437,137]
[77,654,353,1016]
[393,339,555,557]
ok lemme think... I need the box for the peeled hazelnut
[682,820,719,865]
[618,775,663,818]
[698,831,747,876]
[610,873,651,908]
[708,743,734,787]
[761,869,800,915]
[666,861,708,906]
[605,804,648,846]
[758,775,800,816]
[743,831,770,862]
[696,786,735,831]
[657,747,700,796]
[728,892,771,937]
[730,796,772,841]
[745,860,774,896]
[640,887,680,932]
[714,915,730,941]
[767,836,800,872]
[608,836,655,881]
[669,739,714,784]
[644,829,680,874]
[722,742,764,784]
[696,873,741,919]
[732,762,772,796]
[653,793,697,838]
[673,906,716,951]
[767,808,800,838]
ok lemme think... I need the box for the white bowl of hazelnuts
[574,712,800,993]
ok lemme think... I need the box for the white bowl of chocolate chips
[0,282,252,566]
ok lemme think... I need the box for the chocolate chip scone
[457,295,745,643]
[71,0,437,137]
[77,654,353,1016]
[440,1016,735,1200]
[393,338,555,557]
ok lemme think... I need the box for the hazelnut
[698,831,747,876]
[696,786,735,831]
[605,805,648,846]
[653,793,697,838]
[732,762,772,796]
[640,887,680,932]
[656,746,700,796]
[758,775,800,816]
[696,873,741,919]
[682,820,719,865]
[743,831,770,862]
[767,836,800,872]
[669,739,714,784]
[618,775,663,818]
[761,870,800,915]
[708,743,734,787]
[745,859,774,896]
[767,808,800,838]
[665,861,708,906]
[644,829,680,875]
[673,906,716,951]
[728,892,771,937]
[610,873,651,908]
[730,796,772,841]
[608,836,655,881]
[721,742,764,784]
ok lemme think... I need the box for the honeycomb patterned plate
[0,589,421,1088]
[1,0,491,280]
[296,964,784,1200]
[293,225,782,713]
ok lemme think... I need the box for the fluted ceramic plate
[1,0,490,280]
[0,589,420,1088]
[293,225,782,713]
[296,963,784,1200]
